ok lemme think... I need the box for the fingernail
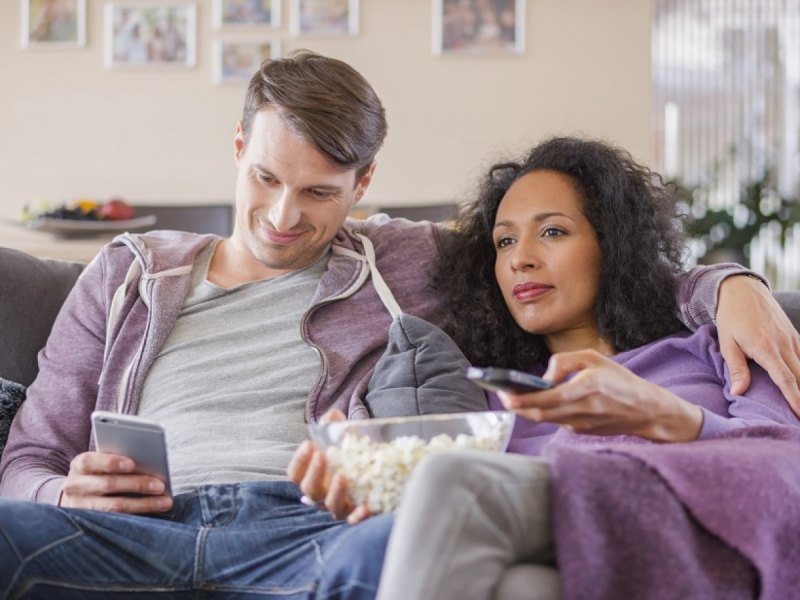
[119,459,135,471]
[149,480,164,493]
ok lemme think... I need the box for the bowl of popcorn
[308,411,515,514]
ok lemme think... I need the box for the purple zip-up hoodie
[0,213,753,504]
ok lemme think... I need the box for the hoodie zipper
[111,238,153,415]
[117,276,154,414]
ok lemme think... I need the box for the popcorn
[325,424,508,514]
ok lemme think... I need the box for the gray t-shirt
[138,242,328,495]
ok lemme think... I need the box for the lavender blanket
[548,425,800,600]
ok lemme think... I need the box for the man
[0,50,798,598]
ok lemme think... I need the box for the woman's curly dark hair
[435,136,689,370]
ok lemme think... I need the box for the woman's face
[493,169,606,353]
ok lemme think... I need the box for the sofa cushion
[0,247,84,387]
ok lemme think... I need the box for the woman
[374,137,800,600]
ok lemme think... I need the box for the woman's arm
[499,341,800,443]
[498,350,704,442]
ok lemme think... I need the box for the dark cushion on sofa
[0,377,26,457]
[0,247,84,387]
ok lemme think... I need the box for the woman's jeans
[0,481,392,599]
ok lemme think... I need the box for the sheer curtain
[652,0,800,289]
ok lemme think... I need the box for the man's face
[229,108,374,279]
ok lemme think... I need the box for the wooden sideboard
[0,221,114,263]
[0,204,234,263]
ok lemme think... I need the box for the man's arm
[0,248,174,512]
[0,253,108,502]
[678,264,800,416]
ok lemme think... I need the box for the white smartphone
[91,411,172,495]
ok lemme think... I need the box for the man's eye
[309,189,333,200]
[256,173,276,184]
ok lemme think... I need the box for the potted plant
[676,168,800,267]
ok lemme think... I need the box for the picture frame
[21,0,87,48]
[432,0,525,56]
[289,0,359,37]
[104,1,197,69]
[213,39,280,85]
[212,0,280,29]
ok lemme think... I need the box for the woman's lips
[513,282,553,301]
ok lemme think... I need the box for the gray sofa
[1,245,799,600]
[3,243,798,387]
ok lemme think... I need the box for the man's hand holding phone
[59,451,173,513]
[59,412,173,514]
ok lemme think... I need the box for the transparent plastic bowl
[309,410,515,451]
[308,411,515,514]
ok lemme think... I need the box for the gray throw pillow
[0,378,26,460]
[365,314,488,418]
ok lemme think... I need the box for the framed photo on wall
[289,0,359,37]
[212,0,279,29]
[432,0,525,56]
[21,0,87,48]
[104,1,197,69]
[213,39,280,85]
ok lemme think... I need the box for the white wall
[0,1,653,221]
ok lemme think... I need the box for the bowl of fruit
[24,198,156,237]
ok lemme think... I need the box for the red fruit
[99,199,135,221]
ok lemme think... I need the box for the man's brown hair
[242,50,387,179]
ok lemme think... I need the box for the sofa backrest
[775,291,800,332]
[1,245,799,388]
[0,247,84,387]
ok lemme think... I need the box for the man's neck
[206,239,295,288]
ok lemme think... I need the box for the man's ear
[354,162,377,204]
[234,121,245,162]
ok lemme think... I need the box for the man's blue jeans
[0,481,392,599]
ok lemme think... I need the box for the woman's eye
[495,237,514,249]
[542,227,564,238]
